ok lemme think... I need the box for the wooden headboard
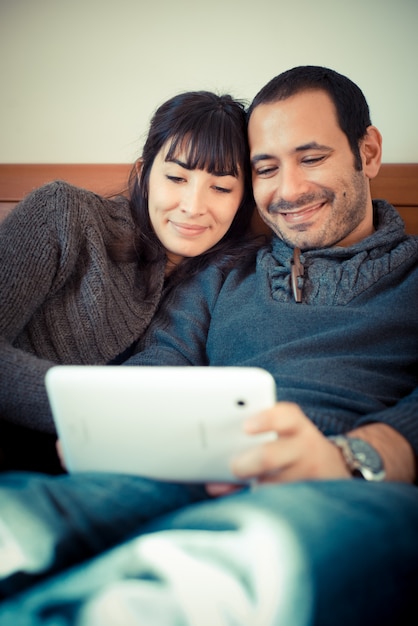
[1,163,417,234]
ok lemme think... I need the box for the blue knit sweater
[130,201,418,456]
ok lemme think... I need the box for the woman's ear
[135,158,144,178]
[360,126,382,180]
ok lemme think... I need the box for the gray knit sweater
[0,181,165,433]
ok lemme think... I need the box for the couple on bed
[0,66,417,625]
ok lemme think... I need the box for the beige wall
[1,0,417,163]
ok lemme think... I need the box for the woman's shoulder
[19,180,95,205]
[19,180,126,206]
[12,180,131,227]
[32,180,128,210]
[0,182,133,255]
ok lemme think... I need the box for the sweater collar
[269,200,408,264]
[262,201,418,305]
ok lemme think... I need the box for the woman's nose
[180,184,207,216]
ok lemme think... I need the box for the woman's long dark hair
[112,91,258,298]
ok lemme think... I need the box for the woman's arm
[0,184,63,432]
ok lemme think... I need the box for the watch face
[328,435,386,481]
[350,438,383,473]
[349,438,385,481]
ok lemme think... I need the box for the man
[0,66,417,626]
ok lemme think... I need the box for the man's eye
[303,156,325,165]
[255,166,277,177]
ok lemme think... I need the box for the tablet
[45,365,277,483]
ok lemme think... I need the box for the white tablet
[45,365,277,483]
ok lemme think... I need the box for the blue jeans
[0,472,208,596]
[0,474,417,625]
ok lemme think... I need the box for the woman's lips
[170,221,208,236]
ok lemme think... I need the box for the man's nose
[277,165,307,202]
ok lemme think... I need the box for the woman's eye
[213,185,232,194]
[166,175,185,183]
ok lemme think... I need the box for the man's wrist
[347,423,416,484]
[328,435,385,481]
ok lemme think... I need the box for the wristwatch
[328,435,386,481]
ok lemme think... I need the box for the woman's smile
[169,220,209,236]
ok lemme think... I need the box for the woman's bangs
[166,124,242,177]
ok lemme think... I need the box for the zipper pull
[291,247,304,303]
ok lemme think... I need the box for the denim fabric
[139,480,418,626]
[0,471,208,597]
[0,478,417,626]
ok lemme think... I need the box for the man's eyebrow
[251,143,332,166]
[295,142,332,152]
[251,154,274,166]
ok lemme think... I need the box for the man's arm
[226,399,417,486]
[126,263,228,368]
[349,423,416,483]
[352,386,418,482]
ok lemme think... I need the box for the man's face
[248,90,374,249]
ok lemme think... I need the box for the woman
[0,91,256,473]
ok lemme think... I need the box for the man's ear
[135,158,144,178]
[360,126,382,180]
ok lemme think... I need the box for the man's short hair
[248,66,372,171]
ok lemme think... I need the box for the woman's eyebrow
[165,157,191,169]
[166,156,237,178]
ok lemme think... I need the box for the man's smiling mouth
[281,202,326,223]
